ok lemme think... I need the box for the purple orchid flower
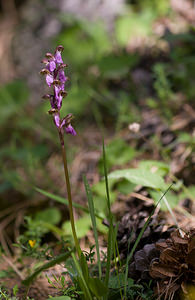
[40,46,76,135]
[46,73,54,87]
[65,124,77,136]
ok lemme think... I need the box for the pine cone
[149,230,195,300]
[117,209,174,258]
[128,243,160,280]
[117,198,175,280]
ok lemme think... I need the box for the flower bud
[48,108,58,115]
[40,68,50,75]
[41,58,49,64]
[59,90,68,98]
[53,79,61,86]
[45,52,54,59]
[59,63,68,69]
[56,45,64,52]
[64,113,73,125]
[42,94,52,100]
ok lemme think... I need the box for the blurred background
[0,0,195,252]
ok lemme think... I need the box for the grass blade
[112,223,123,299]
[22,251,72,286]
[35,187,103,220]
[102,138,114,296]
[83,175,102,279]
[71,253,93,300]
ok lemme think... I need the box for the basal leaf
[88,277,107,297]
[108,168,167,190]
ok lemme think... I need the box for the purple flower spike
[41,45,76,136]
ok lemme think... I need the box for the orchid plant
[40,46,81,258]
[23,45,168,300]
[38,46,115,300]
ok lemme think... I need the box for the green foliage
[179,185,195,201]
[17,208,63,258]
[58,20,111,67]
[177,132,195,146]
[1,2,195,299]
[35,207,61,225]
[153,63,173,102]
[0,270,9,278]
[153,63,174,117]
[116,9,155,46]
[98,54,139,79]
[138,160,170,176]
[115,179,135,195]
[35,188,96,217]
[83,175,102,278]
[0,285,34,300]
[108,167,167,190]
[46,273,80,299]
[0,80,29,125]
[62,214,91,239]
[99,138,137,174]
[92,180,117,217]
[23,251,72,287]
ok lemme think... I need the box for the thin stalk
[102,138,114,297]
[58,129,81,258]
[161,194,184,237]
[83,175,102,279]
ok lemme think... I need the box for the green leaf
[138,160,170,176]
[71,253,92,300]
[116,179,135,195]
[96,217,108,234]
[177,132,195,144]
[62,215,91,239]
[108,168,167,190]
[179,185,195,201]
[80,252,89,282]
[34,208,61,225]
[13,285,18,297]
[92,180,117,215]
[88,277,107,297]
[109,274,133,289]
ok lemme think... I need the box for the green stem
[58,130,81,258]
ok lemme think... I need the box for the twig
[2,254,25,280]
